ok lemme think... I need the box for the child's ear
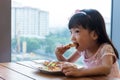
[91,31,98,40]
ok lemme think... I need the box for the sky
[12,0,111,27]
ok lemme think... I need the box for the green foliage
[26,38,41,52]
[11,28,73,60]
[11,38,17,49]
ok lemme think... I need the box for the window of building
[11,0,112,64]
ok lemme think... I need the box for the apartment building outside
[12,7,49,39]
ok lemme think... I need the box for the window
[11,0,112,64]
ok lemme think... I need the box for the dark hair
[68,9,119,59]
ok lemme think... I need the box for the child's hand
[55,45,70,55]
[62,62,83,77]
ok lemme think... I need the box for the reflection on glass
[11,0,111,64]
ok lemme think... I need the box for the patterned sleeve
[101,44,116,63]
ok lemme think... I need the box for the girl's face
[70,26,98,51]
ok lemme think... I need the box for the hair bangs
[68,13,90,29]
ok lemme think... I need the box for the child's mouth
[73,43,79,49]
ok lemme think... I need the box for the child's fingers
[64,70,73,76]
[62,63,76,72]
[62,62,77,68]
[55,46,63,53]
[62,66,73,73]
[55,46,69,54]
[62,66,76,76]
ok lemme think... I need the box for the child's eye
[75,30,80,33]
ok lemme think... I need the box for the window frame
[0,0,120,63]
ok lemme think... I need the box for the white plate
[32,60,84,74]
[32,60,63,74]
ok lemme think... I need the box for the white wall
[0,0,11,62]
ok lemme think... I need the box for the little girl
[55,9,120,78]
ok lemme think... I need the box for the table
[0,60,119,80]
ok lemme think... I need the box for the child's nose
[71,34,76,42]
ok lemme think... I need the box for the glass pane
[11,0,111,64]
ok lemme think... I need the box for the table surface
[0,60,120,80]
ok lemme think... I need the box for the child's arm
[67,51,81,62]
[55,43,81,62]
[79,55,113,76]
[55,45,69,61]
[55,50,81,62]
[55,50,67,61]
[62,55,114,77]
